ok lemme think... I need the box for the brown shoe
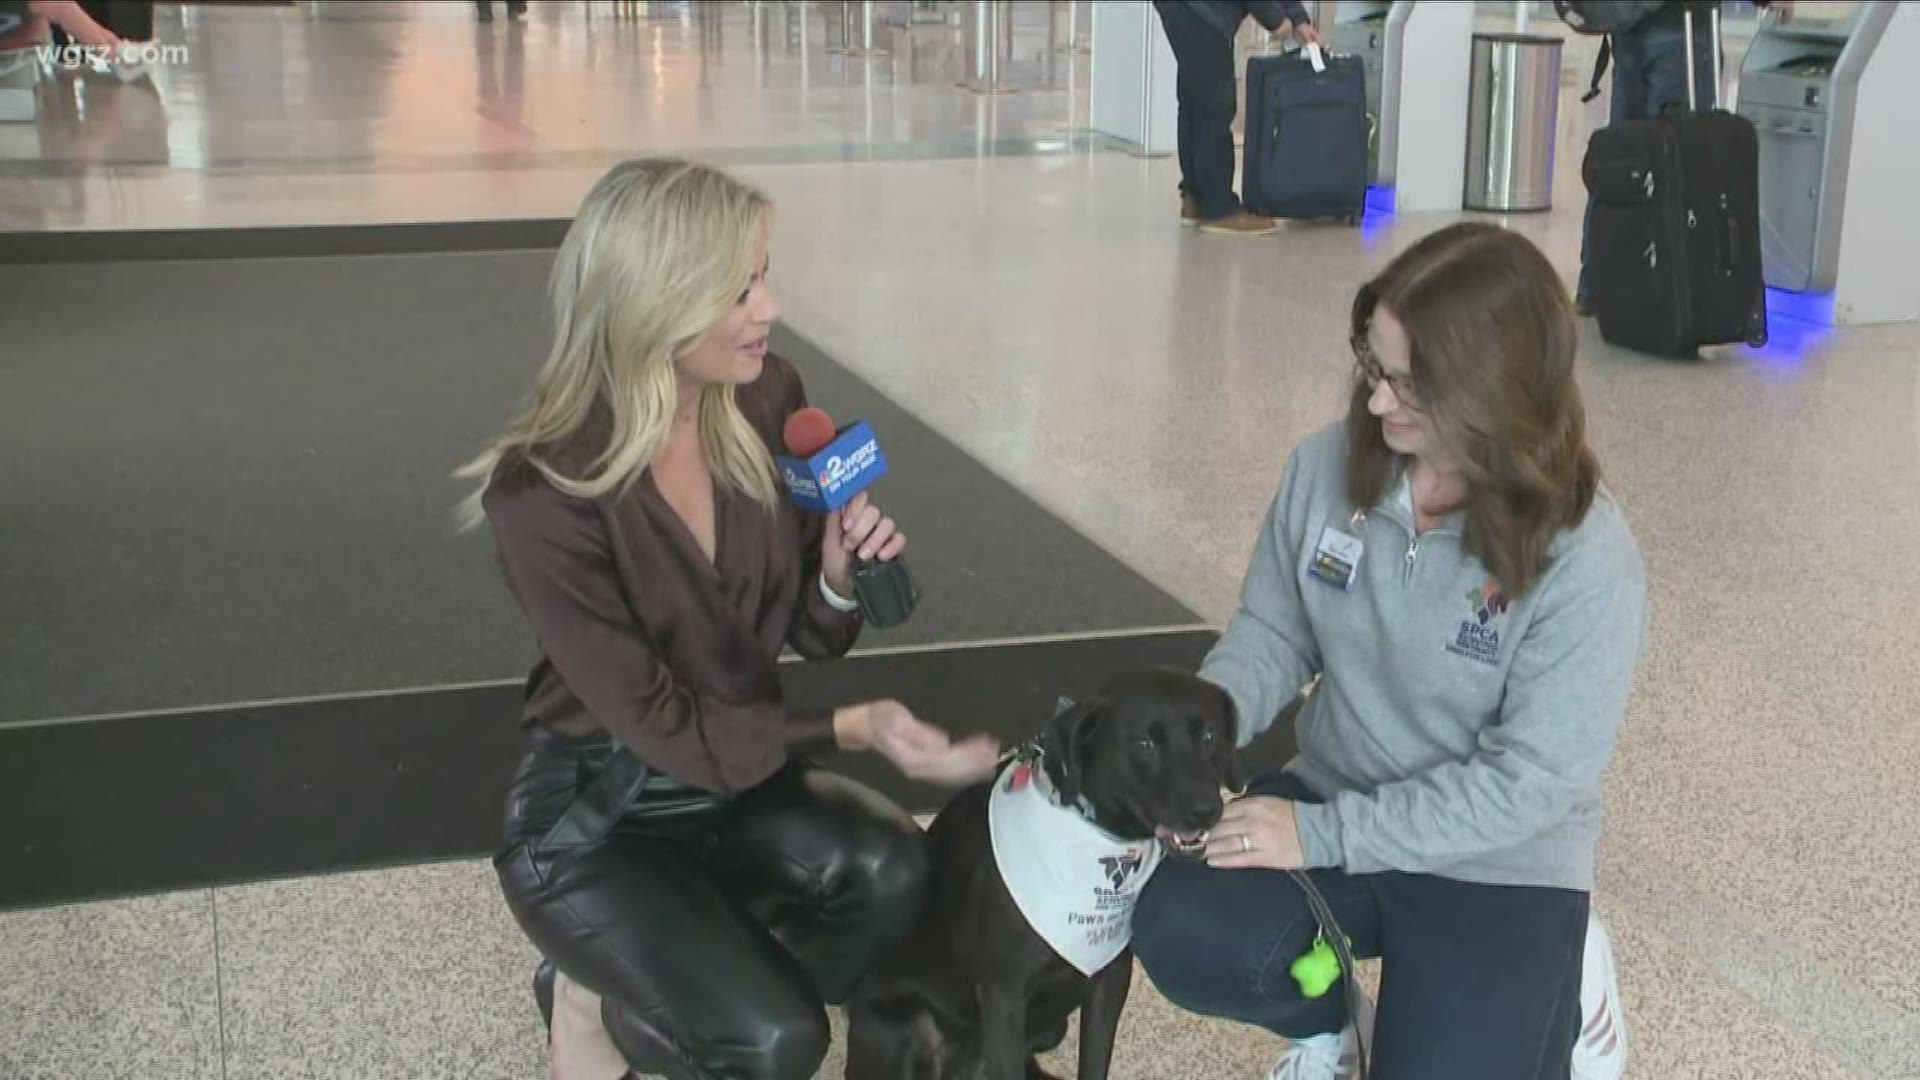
[1198,210,1277,236]
[1181,194,1200,226]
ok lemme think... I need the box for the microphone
[777,407,920,628]
[780,408,838,468]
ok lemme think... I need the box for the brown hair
[1345,222,1599,598]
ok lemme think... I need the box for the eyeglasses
[1350,331,1422,410]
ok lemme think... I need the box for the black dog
[845,668,1241,1080]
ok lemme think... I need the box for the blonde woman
[459,158,1001,1080]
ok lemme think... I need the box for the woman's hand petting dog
[837,699,1003,787]
[1204,796,1306,870]
[822,491,905,599]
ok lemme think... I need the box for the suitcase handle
[1682,2,1722,113]
[1270,40,1354,63]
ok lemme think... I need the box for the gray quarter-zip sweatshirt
[1202,421,1648,892]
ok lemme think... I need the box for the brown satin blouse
[482,352,863,794]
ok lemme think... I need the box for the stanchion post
[825,0,847,54]
[1052,0,1089,56]
[842,0,890,58]
[960,0,1018,93]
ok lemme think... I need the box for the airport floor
[3,3,1917,1079]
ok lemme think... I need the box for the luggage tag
[1304,42,1326,73]
[1308,520,1364,592]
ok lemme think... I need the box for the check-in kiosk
[1330,1,1392,184]
[1737,2,1917,324]
[1089,1,1178,156]
[1326,1,1475,213]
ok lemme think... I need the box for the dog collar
[1007,739,1113,837]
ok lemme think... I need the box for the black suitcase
[1581,3,1767,356]
[1243,44,1371,225]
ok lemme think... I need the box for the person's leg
[1636,20,1716,117]
[1151,1,1199,223]
[1151,1,1242,222]
[1185,32,1241,222]
[1133,773,1381,1045]
[706,762,929,1005]
[1175,44,1198,221]
[497,831,831,1080]
[1369,872,1588,1080]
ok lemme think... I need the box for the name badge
[1309,525,1364,591]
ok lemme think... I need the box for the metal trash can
[1463,31,1563,212]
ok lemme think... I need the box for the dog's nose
[1184,798,1221,825]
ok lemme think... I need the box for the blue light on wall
[1359,185,1396,245]
[1765,286,1836,328]
[1750,287,1836,366]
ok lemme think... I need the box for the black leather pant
[494,730,928,1080]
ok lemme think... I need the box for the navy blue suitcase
[1242,46,1370,224]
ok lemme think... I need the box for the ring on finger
[1240,834,1251,854]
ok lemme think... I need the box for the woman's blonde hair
[1345,222,1600,598]
[455,157,779,530]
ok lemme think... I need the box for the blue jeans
[1130,773,1589,1080]
[1153,0,1243,220]
[1575,20,1720,303]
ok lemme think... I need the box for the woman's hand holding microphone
[820,490,902,601]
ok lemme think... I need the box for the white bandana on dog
[987,753,1164,977]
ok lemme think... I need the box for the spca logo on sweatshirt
[1446,579,1509,664]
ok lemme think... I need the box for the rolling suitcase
[1243,43,1371,225]
[1580,2,1767,356]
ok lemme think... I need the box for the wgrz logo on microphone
[775,420,888,513]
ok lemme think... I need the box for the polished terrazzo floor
[3,3,1916,1079]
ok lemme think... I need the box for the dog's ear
[1213,685,1247,795]
[1220,745,1247,796]
[1043,694,1099,807]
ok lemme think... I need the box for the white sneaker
[1570,914,1628,1080]
[1266,1026,1359,1080]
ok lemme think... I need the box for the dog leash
[1286,870,1372,1080]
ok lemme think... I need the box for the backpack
[1557,1,1698,104]
[1553,0,1672,34]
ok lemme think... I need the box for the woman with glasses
[1130,222,1648,1080]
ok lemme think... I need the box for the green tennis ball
[1289,937,1345,999]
